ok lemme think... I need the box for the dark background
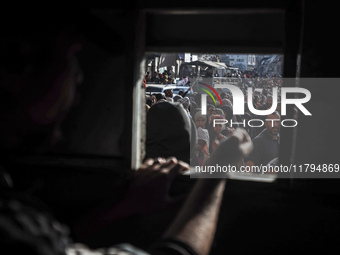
[3,1,340,254]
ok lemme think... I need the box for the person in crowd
[194,111,207,129]
[259,94,267,107]
[207,95,215,106]
[150,94,157,104]
[207,115,228,153]
[245,111,280,167]
[145,71,151,83]
[252,95,261,109]
[228,94,233,105]
[195,127,210,166]
[151,71,160,83]
[205,68,213,77]
[173,95,183,102]
[166,97,174,103]
[146,96,154,107]
[242,112,256,139]
[219,92,227,99]
[222,98,232,107]
[162,71,169,84]
[164,89,173,100]
[154,93,165,102]
[206,104,215,126]
[145,101,195,164]
[179,97,191,117]
[220,105,237,131]
[259,95,273,110]
[214,108,225,117]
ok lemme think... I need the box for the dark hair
[145,102,194,163]
[207,104,215,110]
[267,111,281,119]
[220,105,233,121]
[146,99,153,107]
[173,95,183,102]
[154,93,165,101]
[220,92,227,99]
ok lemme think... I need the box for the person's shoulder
[253,129,268,143]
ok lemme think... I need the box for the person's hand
[206,128,253,167]
[125,157,190,214]
[211,139,219,152]
[227,127,235,137]
[73,157,189,240]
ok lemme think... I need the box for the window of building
[131,7,302,184]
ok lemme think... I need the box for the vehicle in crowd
[145,84,192,97]
[162,84,192,96]
[145,84,166,94]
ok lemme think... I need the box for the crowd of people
[144,70,176,85]
[145,75,283,171]
[144,67,282,87]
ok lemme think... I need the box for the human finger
[139,157,167,172]
[158,157,178,172]
[140,158,154,169]
[167,160,189,181]
[134,157,179,183]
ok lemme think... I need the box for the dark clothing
[145,101,196,164]
[0,168,198,255]
[246,129,279,166]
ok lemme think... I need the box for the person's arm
[155,129,253,255]
[182,87,190,98]
[73,157,190,242]
[182,78,196,98]
[158,178,225,255]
